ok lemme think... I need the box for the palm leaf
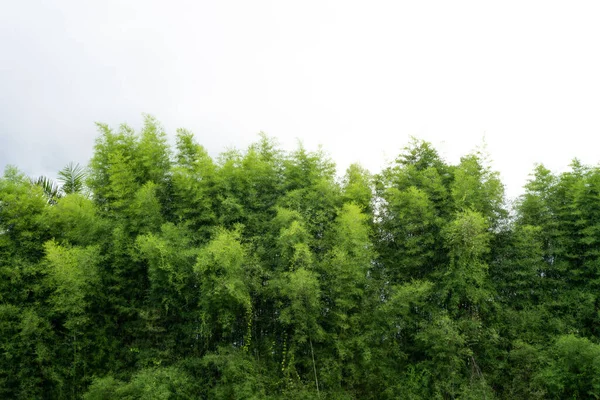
[31,176,61,204]
[57,162,87,194]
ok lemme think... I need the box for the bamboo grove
[3,116,600,399]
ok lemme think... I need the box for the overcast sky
[2,1,600,199]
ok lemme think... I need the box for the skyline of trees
[3,116,600,399]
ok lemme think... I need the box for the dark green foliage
[4,117,600,399]
[537,335,600,399]
[84,366,194,400]
[375,139,451,283]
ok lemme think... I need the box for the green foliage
[195,228,253,348]
[58,162,87,195]
[341,163,373,213]
[6,116,600,399]
[537,335,600,399]
[46,194,107,248]
[45,241,101,321]
[451,151,506,225]
[492,225,545,307]
[200,348,268,400]
[277,267,322,342]
[0,167,50,259]
[376,139,452,284]
[378,185,440,281]
[137,223,198,314]
[415,313,467,397]
[0,305,57,399]
[439,210,491,315]
[171,129,216,237]
[32,175,62,203]
[84,366,193,400]
[496,340,545,399]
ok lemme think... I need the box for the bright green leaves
[383,280,433,322]
[210,134,285,237]
[451,152,505,225]
[44,241,103,397]
[376,280,433,356]
[195,228,252,346]
[395,137,447,173]
[46,194,105,246]
[130,182,163,234]
[196,228,249,306]
[0,171,58,397]
[321,204,371,328]
[276,213,313,271]
[11,115,600,398]
[175,129,212,170]
[284,144,336,192]
[240,134,285,224]
[137,223,198,314]
[270,207,324,389]
[273,209,320,338]
[443,209,490,262]
[88,116,170,223]
[341,164,373,213]
[44,241,101,326]
[571,168,600,275]
[171,129,216,234]
[0,167,49,258]
[389,138,452,211]
[275,267,322,393]
[88,122,137,205]
[369,140,508,399]
[330,203,372,258]
[213,149,246,228]
[440,210,491,314]
[137,115,171,186]
[106,150,138,212]
[277,268,322,343]
[279,144,340,245]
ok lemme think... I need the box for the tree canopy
[2,117,600,399]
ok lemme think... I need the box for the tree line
[2,115,600,399]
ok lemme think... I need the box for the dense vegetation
[3,116,600,399]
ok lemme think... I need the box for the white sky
[2,1,600,199]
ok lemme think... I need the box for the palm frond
[58,162,87,194]
[31,176,61,204]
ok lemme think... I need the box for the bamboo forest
[4,116,600,399]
